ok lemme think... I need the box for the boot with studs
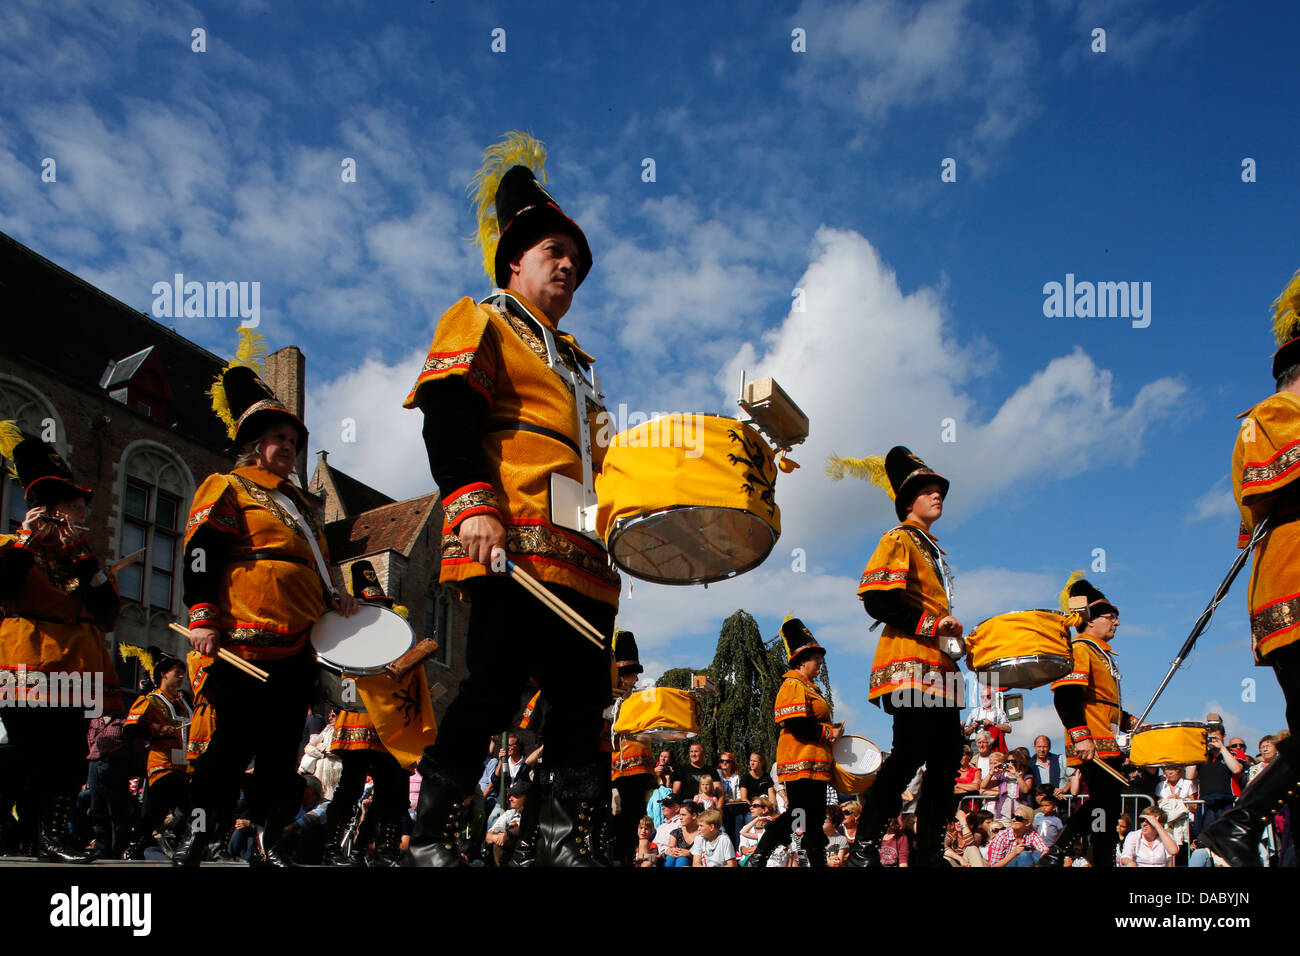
[1199,735,1300,867]
[400,761,475,867]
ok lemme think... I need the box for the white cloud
[720,226,1186,558]
[1188,475,1237,524]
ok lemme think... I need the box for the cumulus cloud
[720,226,1186,558]
[1188,475,1237,524]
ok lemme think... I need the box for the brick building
[0,231,466,714]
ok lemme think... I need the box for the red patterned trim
[189,604,219,627]
[443,482,502,528]
[63,538,93,563]
[775,703,806,720]
[857,566,908,592]
[410,350,496,406]
[916,612,939,637]
[819,725,834,744]
[1241,438,1300,491]
[1067,726,1092,743]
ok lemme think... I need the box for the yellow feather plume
[1271,268,1300,346]
[207,327,269,440]
[468,131,548,286]
[825,453,893,499]
[118,643,156,677]
[394,604,409,620]
[0,420,25,480]
[1058,570,1085,613]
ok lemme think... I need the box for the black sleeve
[0,546,34,600]
[182,525,230,613]
[862,589,924,635]
[1052,686,1088,732]
[417,378,493,497]
[780,716,826,745]
[66,544,119,632]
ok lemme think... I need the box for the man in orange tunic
[839,446,965,867]
[402,134,617,867]
[1200,269,1300,865]
[123,656,192,859]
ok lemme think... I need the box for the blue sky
[3,0,1297,753]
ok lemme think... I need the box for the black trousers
[427,577,614,775]
[755,778,828,864]
[1268,641,1300,734]
[333,748,409,835]
[860,699,964,847]
[139,770,190,838]
[1062,756,1124,867]
[612,774,654,860]
[1,708,89,814]
[189,647,315,841]
[88,756,135,854]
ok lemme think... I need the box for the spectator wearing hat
[485,780,529,866]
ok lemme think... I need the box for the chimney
[264,346,309,487]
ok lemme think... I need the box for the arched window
[0,376,69,534]
[425,581,452,666]
[116,443,193,614]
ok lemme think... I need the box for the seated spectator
[1034,794,1064,847]
[696,775,724,812]
[1120,806,1178,867]
[484,781,527,867]
[653,794,683,850]
[965,809,995,865]
[988,805,1049,867]
[691,809,737,867]
[880,816,909,868]
[1064,837,1091,867]
[664,801,702,867]
[279,774,331,865]
[1113,813,1132,866]
[738,798,788,867]
[840,800,861,844]
[824,804,849,865]
[1008,748,1036,813]
[954,746,981,794]
[633,816,659,867]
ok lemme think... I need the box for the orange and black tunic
[331,708,386,755]
[1234,392,1300,663]
[185,650,214,768]
[856,521,961,706]
[402,291,619,607]
[774,670,834,783]
[182,465,330,662]
[1050,637,1134,767]
[125,689,192,785]
[0,531,122,712]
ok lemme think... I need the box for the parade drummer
[747,619,841,868]
[1036,576,1136,868]
[402,132,618,867]
[0,422,123,862]
[173,336,358,867]
[609,630,656,866]
[124,655,192,859]
[1199,268,1300,865]
[323,560,414,867]
[831,446,965,868]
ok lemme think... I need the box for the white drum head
[311,605,414,674]
[833,735,882,775]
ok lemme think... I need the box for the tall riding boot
[401,761,475,867]
[507,785,542,868]
[322,810,358,867]
[374,819,403,867]
[536,765,607,867]
[38,795,93,864]
[1199,737,1300,867]
[171,815,214,867]
[123,827,156,861]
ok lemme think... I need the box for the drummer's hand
[458,514,507,569]
[936,616,963,637]
[333,591,360,618]
[827,725,843,742]
[188,626,222,657]
[21,507,58,542]
[1073,738,1096,763]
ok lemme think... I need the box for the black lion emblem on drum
[726,428,778,518]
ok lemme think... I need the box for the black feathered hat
[781,617,825,667]
[0,421,93,507]
[1069,577,1118,623]
[613,630,643,674]
[349,559,393,607]
[884,446,948,521]
[209,329,308,449]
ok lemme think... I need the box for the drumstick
[1085,753,1132,786]
[167,622,269,682]
[503,558,606,649]
[108,548,147,576]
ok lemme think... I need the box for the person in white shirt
[652,795,683,850]
[1120,806,1178,867]
[964,688,1011,751]
[692,809,737,867]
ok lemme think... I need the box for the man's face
[700,820,719,840]
[906,482,944,523]
[507,737,522,758]
[976,737,991,756]
[1034,737,1050,760]
[1088,612,1119,639]
[689,744,704,766]
[1227,738,1246,754]
[507,792,525,810]
[507,232,580,321]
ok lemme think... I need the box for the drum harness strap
[1072,637,1123,730]
[267,489,339,601]
[152,690,193,763]
[868,524,956,627]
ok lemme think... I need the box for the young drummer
[831,446,965,867]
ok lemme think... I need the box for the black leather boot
[171,821,213,867]
[536,766,607,867]
[506,786,541,868]
[401,763,473,868]
[37,795,93,863]
[322,811,358,867]
[373,820,403,867]
[123,830,155,861]
[1199,737,1300,867]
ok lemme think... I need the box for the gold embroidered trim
[333,725,382,746]
[775,703,807,720]
[1066,737,1119,759]
[858,567,907,590]
[775,759,833,778]
[869,660,959,693]
[231,474,324,543]
[444,485,501,525]
[1252,595,1300,646]
[442,523,618,588]
[225,626,308,649]
[1242,441,1300,489]
[416,348,497,397]
[22,538,80,594]
[917,612,939,637]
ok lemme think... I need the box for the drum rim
[834,734,882,774]
[975,653,1072,668]
[312,605,415,675]
[1133,721,1208,733]
[608,505,779,586]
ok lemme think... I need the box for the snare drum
[311,605,416,712]
[1129,722,1210,768]
[965,609,1084,689]
[595,414,782,585]
[612,687,702,743]
[831,735,882,794]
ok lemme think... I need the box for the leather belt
[486,421,581,457]
[1,613,94,625]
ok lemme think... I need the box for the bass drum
[611,687,702,743]
[964,609,1084,689]
[1129,722,1210,768]
[596,415,781,585]
[831,734,882,794]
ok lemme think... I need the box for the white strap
[269,488,339,598]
